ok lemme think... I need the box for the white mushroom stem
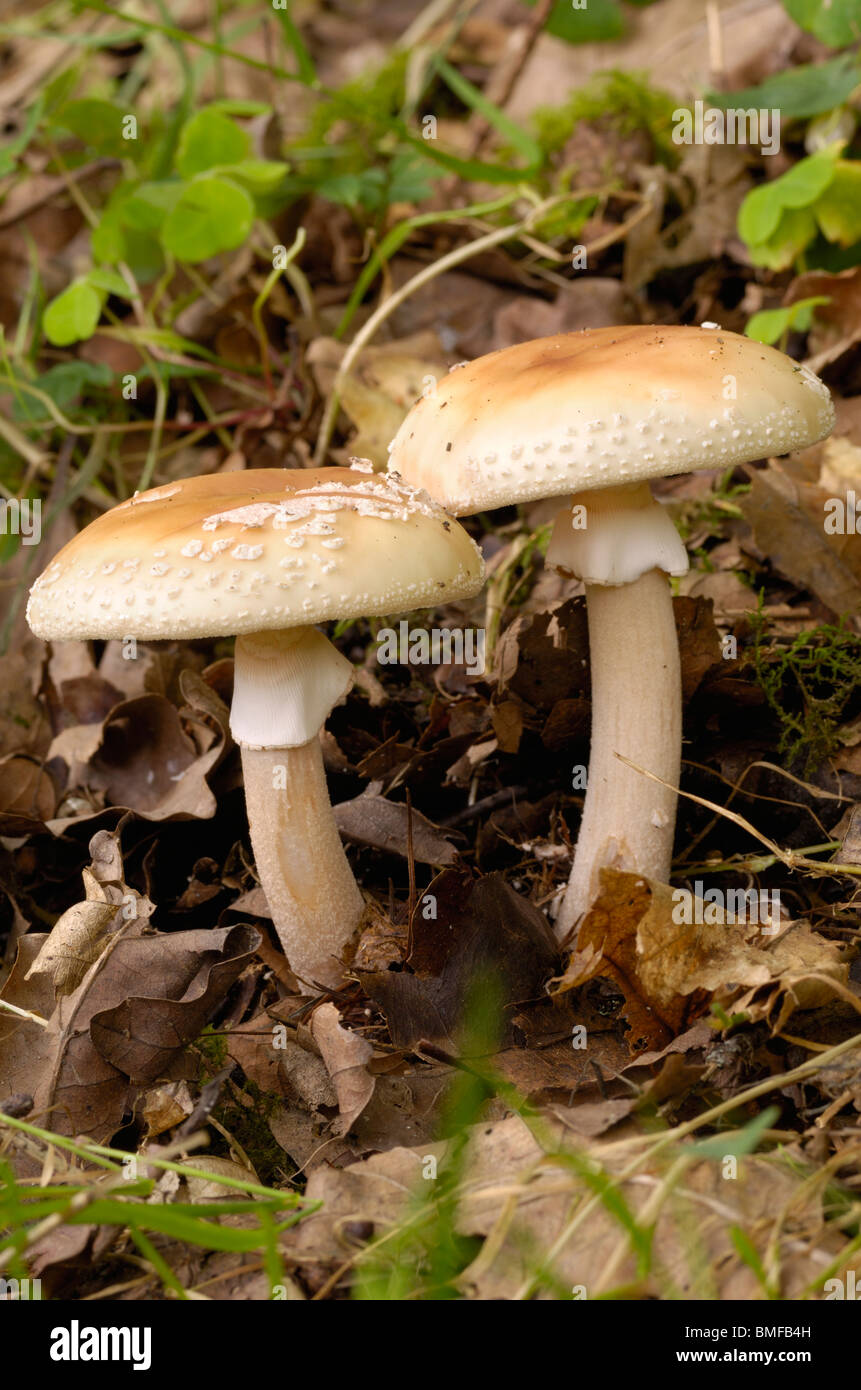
[240,740,364,991]
[548,484,688,943]
[231,627,364,991]
[555,570,681,939]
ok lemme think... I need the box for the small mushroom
[27,466,485,991]
[387,324,834,940]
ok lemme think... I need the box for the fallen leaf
[24,867,117,996]
[360,870,559,1050]
[787,268,861,373]
[0,755,56,823]
[837,805,861,865]
[47,692,227,831]
[286,1106,836,1299]
[334,793,460,866]
[552,870,849,1054]
[0,922,260,1137]
[310,1002,375,1137]
[306,333,449,466]
[740,466,861,623]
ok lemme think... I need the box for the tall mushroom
[27,465,485,990]
[387,325,834,940]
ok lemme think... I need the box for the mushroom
[386,325,834,941]
[27,465,485,990]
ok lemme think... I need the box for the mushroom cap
[386,324,835,514]
[27,466,485,642]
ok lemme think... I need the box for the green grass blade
[433,57,542,170]
[273,9,317,86]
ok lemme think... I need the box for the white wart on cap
[27,466,484,642]
[386,324,834,513]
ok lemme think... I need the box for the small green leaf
[749,206,819,269]
[386,153,439,204]
[745,296,831,344]
[161,175,254,261]
[221,159,290,192]
[175,108,251,177]
[123,181,184,230]
[737,183,783,245]
[707,54,861,121]
[814,160,861,244]
[91,199,164,282]
[42,281,102,346]
[91,204,127,264]
[86,267,129,297]
[54,99,128,155]
[782,0,861,48]
[11,361,113,422]
[536,0,625,44]
[317,171,364,207]
[776,150,837,208]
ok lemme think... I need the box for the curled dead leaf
[310,1002,375,1137]
[24,868,116,996]
[553,870,849,1053]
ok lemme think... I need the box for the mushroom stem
[555,568,681,941]
[241,740,364,991]
[231,626,363,992]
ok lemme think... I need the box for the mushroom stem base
[241,741,364,991]
[555,568,681,942]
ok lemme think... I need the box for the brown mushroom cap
[27,466,485,641]
[386,325,835,514]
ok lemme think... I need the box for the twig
[0,999,49,1029]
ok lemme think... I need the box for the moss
[290,51,409,177]
[193,1028,297,1187]
[530,69,683,167]
[748,609,861,773]
[214,1079,297,1190]
[195,1024,228,1075]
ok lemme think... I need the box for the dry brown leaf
[287,1107,838,1299]
[837,805,861,865]
[788,269,861,373]
[740,466,861,623]
[24,868,117,996]
[553,870,848,1053]
[0,922,260,1138]
[140,1082,195,1139]
[0,754,56,824]
[361,870,559,1051]
[306,333,449,467]
[334,792,460,866]
[47,691,227,831]
[310,1002,376,1137]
